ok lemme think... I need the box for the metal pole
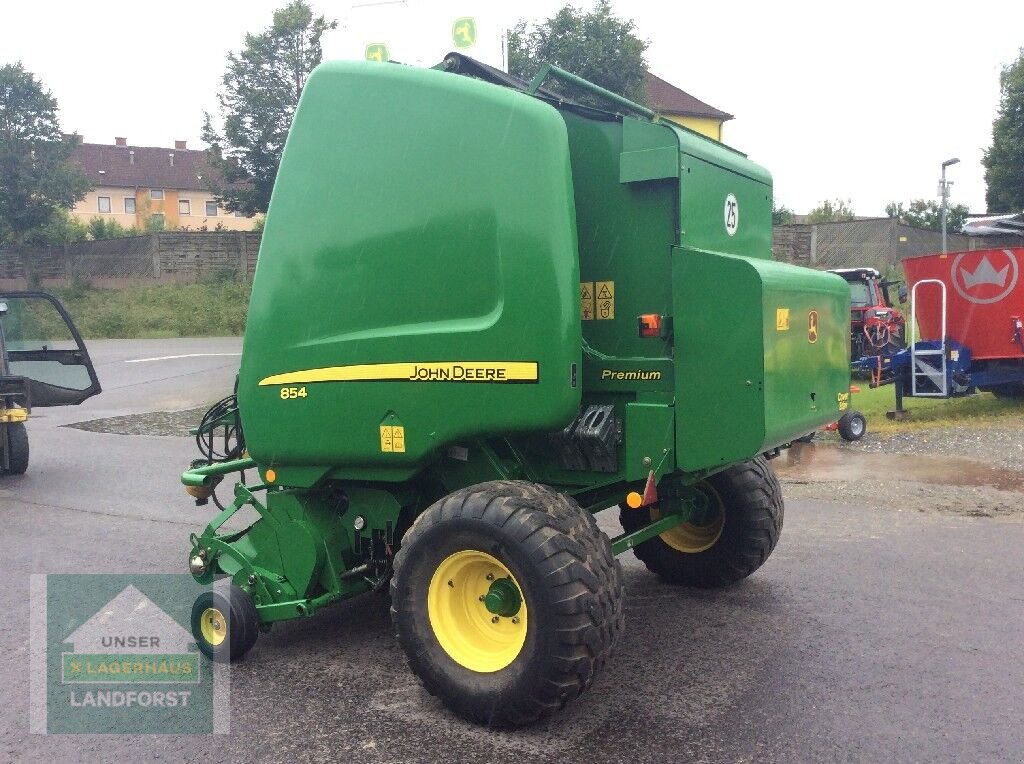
[940,157,959,254]
[941,163,948,254]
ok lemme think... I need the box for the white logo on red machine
[724,194,738,236]
[951,249,1018,305]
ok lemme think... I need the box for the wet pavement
[775,441,1024,492]
[2,339,1023,762]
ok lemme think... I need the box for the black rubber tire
[390,480,624,728]
[190,584,259,662]
[1,422,29,475]
[620,457,784,588]
[838,410,867,441]
[987,383,1024,400]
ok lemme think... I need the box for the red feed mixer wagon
[860,247,1024,400]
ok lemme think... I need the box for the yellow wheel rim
[427,550,528,673]
[653,484,725,553]
[199,607,228,646]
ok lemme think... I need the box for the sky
[1,0,1022,215]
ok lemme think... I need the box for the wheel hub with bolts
[426,549,529,673]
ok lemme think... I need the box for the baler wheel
[190,585,259,663]
[620,457,783,587]
[0,422,29,475]
[390,480,624,727]
[838,410,867,441]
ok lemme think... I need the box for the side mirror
[898,284,908,304]
[0,301,7,316]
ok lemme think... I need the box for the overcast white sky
[1,1,1022,214]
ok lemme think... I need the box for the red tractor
[828,267,908,361]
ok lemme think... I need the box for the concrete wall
[0,232,262,288]
[771,219,990,271]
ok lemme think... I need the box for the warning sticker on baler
[776,308,790,331]
[580,282,594,321]
[596,281,615,320]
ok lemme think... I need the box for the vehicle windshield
[848,282,871,308]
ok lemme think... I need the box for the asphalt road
[1,339,1022,763]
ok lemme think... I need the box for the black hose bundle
[195,394,245,463]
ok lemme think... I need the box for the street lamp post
[940,157,960,253]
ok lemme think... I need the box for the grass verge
[49,280,250,339]
[850,381,1024,434]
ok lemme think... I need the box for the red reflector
[639,314,661,337]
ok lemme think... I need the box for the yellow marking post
[580,282,594,321]
[596,281,615,320]
[776,308,790,331]
[260,362,538,386]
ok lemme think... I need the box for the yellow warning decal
[837,392,849,411]
[580,282,595,321]
[380,425,406,453]
[260,362,539,386]
[596,281,615,320]
[776,308,790,331]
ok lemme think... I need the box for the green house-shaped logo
[365,43,390,63]
[452,18,477,49]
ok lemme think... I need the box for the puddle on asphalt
[773,443,1024,492]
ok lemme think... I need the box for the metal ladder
[910,278,948,397]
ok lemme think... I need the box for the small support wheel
[620,457,784,587]
[1,422,29,475]
[390,480,624,727]
[190,584,259,662]
[838,410,867,441]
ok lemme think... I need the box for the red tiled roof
[71,141,220,192]
[644,72,733,121]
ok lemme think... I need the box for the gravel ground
[66,407,1024,519]
[778,420,1024,518]
[66,406,209,437]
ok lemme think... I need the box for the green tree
[202,1,335,216]
[983,48,1024,211]
[508,0,649,106]
[806,198,855,223]
[0,63,89,251]
[772,201,793,225]
[885,199,969,233]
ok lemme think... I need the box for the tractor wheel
[988,383,1024,400]
[838,410,867,441]
[390,480,624,727]
[619,457,783,588]
[1,423,29,475]
[190,584,259,662]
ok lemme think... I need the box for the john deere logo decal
[365,43,389,62]
[951,249,1018,305]
[452,17,477,48]
[808,310,819,343]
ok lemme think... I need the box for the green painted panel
[239,62,581,475]
[674,250,850,471]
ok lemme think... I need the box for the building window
[205,201,218,217]
[150,189,164,200]
[124,197,136,214]
[179,199,191,216]
[97,196,111,213]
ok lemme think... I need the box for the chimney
[174,140,187,150]
[129,150,135,165]
[115,136,127,146]
[168,152,175,167]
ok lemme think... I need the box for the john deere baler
[182,55,849,727]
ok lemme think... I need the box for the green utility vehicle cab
[0,292,101,475]
[182,55,850,727]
